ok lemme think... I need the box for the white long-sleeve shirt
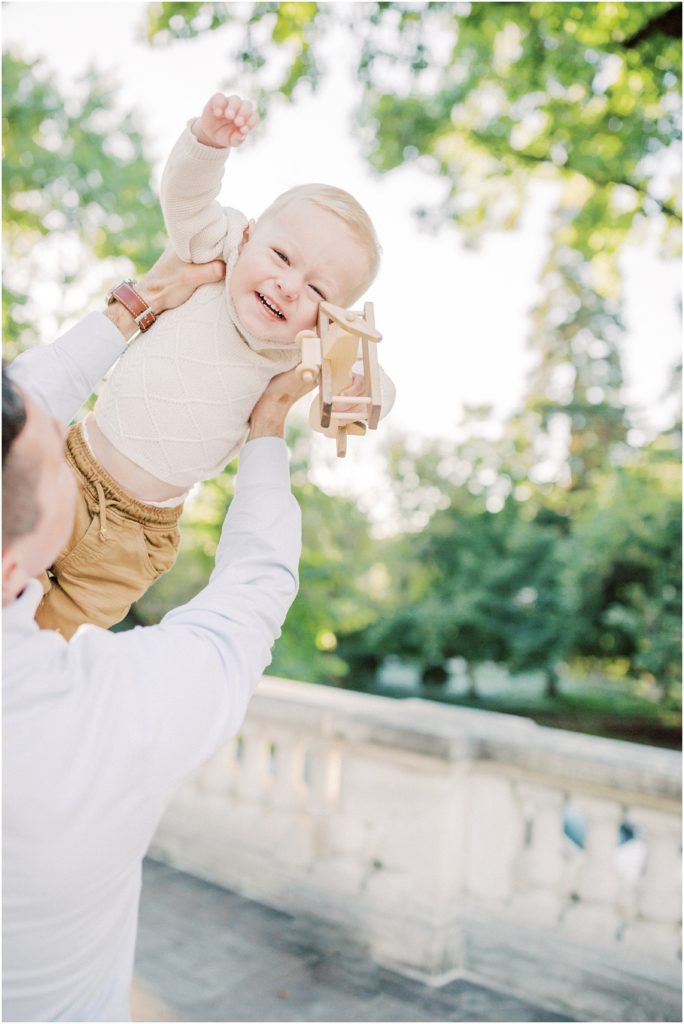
[3,314,301,1022]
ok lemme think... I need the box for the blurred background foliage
[3,2,681,746]
[2,51,166,357]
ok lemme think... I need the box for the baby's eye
[273,249,289,264]
[309,283,325,299]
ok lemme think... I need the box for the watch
[106,280,157,342]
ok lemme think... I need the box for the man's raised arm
[64,366,316,793]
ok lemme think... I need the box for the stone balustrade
[150,677,682,1022]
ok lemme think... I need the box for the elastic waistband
[66,423,184,528]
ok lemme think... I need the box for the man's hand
[104,248,226,341]
[332,372,367,418]
[249,369,369,441]
[192,93,258,149]
[248,367,317,440]
[137,247,226,314]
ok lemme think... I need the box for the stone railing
[150,677,682,1022]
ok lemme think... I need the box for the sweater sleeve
[160,120,239,263]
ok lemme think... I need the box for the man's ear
[238,219,256,254]
[2,548,28,607]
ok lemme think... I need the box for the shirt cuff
[236,437,292,493]
[91,310,130,356]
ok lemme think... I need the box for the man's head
[2,369,76,605]
[229,184,381,346]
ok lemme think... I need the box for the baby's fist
[193,93,258,149]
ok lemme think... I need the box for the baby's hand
[193,93,258,149]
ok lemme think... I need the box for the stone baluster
[301,736,343,863]
[304,736,341,813]
[510,782,566,924]
[562,794,623,941]
[465,774,523,903]
[198,742,238,797]
[233,726,270,802]
[620,806,682,959]
[268,729,305,809]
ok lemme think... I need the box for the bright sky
[4,0,682,507]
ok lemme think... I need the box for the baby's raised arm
[160,93,258,264]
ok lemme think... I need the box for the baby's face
[229,199,368,345]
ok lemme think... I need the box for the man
[3,249,311,1021]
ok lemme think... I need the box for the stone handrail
[150,677,682,1021]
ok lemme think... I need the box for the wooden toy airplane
[296,300,382,457]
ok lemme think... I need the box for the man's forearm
[247,366,316,441]
[8,292,170,424]
[7,313,127,423]
[103,302,141,343]
[9,295,170,424]
[247,398,290,440]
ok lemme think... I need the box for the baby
[36,93,394,638]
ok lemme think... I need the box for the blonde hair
[259,184,382,298]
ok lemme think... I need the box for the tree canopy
[144,1,681,491]
[2,52,165,357]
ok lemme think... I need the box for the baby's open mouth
[257,292,286,320]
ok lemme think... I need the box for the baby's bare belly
[85,416,188,501]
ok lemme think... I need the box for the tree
[344,429,572,696]
[144,3,681,222]
[144,2,681,490]
[2,52,166,358]
[564,439,682,703]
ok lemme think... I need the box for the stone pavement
[132,859,576,1022]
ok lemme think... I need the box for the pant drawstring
[95,479,109,540]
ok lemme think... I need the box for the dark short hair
[2,366,26,465]
[2,366,40,546]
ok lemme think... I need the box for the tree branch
[620,4,682,48]
[469,134,683,222]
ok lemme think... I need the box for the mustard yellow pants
[35,424,183,639]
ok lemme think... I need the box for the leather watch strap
[106,280,157,333]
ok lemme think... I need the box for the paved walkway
[132,859,575,1022]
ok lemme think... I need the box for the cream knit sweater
[93,125,301,487]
